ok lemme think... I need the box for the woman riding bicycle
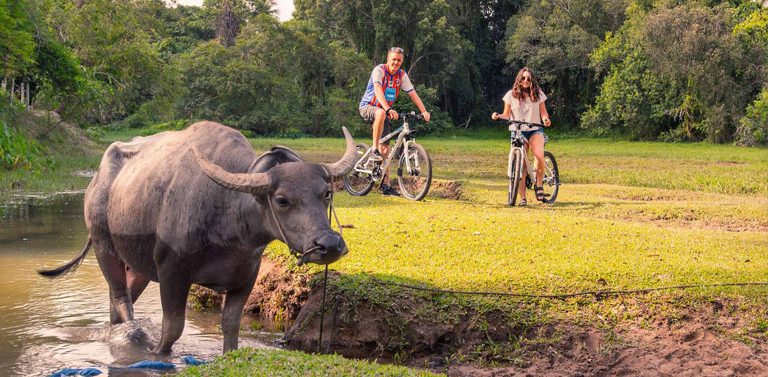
[491,67,552,205]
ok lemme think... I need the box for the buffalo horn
[194,148,271,194]
[322,127,357,178]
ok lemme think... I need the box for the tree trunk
[20,82,25,107]
[1,77,6,95]
[26,81,31,110]
[11,77,15,103]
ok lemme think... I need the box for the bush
[735,89,768,146]
[0,121,51,170]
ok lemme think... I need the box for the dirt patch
[600,207,768,232]
[427,179,464,200]
[447,322,768,376]
[282,278,767,376]
[27,110,100,156]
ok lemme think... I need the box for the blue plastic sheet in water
[181,355,207,366]
[49,368,102,377]
[126,360,176,370]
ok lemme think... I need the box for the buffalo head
[194,128,357,266]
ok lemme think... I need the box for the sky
[173,0,295,22]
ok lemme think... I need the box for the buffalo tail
[37,238,93,278]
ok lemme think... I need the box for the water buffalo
[38,121,357,353]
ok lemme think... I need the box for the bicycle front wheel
[343,143,375,196]
[508,149,523,206]
[540,151,560,204]
[397,143,432,201]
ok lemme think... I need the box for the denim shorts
[521,128,544,141]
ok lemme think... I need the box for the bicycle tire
[508,149,523,206]
[343,143,375,196]
[541,151,560,204]
[397,143,432,201]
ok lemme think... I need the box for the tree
[0,0,35,78]
[583,1,761,142]
[504,0,628,129]
[176,15,372,136]
[43,0,182,125]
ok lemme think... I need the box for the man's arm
[407,91,431,122]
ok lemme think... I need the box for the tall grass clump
[0,99,53,171]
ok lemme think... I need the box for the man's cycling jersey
[359,64,414,109]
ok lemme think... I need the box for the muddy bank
[286,280,768,376]
[188,258,311,322]
[189,261,768,375]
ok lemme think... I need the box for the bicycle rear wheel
[508,149,523,206]
[397,143,432,201]
[343,143,375,196]
[540,151,560,204]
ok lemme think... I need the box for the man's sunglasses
[389,47,404,53]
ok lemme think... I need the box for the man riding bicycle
[359,47,431,196]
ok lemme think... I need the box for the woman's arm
[539,102,551,127]
[492,102,513,121]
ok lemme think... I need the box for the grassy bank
[3,124,766,371]
[179,348,442,377]
[262,132,768,363]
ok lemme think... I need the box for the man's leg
[381,142,392,186]
[371,108,387,153]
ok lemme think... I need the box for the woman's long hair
[511,67,541,103]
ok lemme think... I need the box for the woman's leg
[528,133,546,186]
[518,149,527,201]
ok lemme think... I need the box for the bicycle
[343,112,432,201]
[500,119,560,206]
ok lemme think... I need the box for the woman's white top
[502,89,547,123]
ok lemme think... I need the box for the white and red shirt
[359,64,414,109]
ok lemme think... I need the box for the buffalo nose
[315,233,345,255]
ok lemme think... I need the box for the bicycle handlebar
[494,118,545,129]
[391,111,424,121]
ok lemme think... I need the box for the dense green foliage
[0,99,49,170]
[0,0,766,152]
[583,2,766,143]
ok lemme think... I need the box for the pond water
[0,193,278,376]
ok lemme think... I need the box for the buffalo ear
[194,148,271,194]
[322,127,357,179]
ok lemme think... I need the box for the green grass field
[259,133,767,294]
[4,127,767,372]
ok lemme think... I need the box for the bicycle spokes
[397,143,432,201]
[342,143,376,196]
[539,151,560,204]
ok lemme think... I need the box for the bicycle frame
[353,116,420,180]
[507,126,539,181]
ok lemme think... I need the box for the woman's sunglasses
[519,76,531,82]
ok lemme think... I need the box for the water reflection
[0,193,278,376]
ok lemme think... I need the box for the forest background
[1,0,767,172]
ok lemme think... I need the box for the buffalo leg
[221,286,253,353]
[153,275,191,354]
[93,241,134,324]
[126,265,150,304]
[221,262,261,353]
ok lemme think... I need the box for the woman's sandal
[518,198,527,206]
[535,186,546,202]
